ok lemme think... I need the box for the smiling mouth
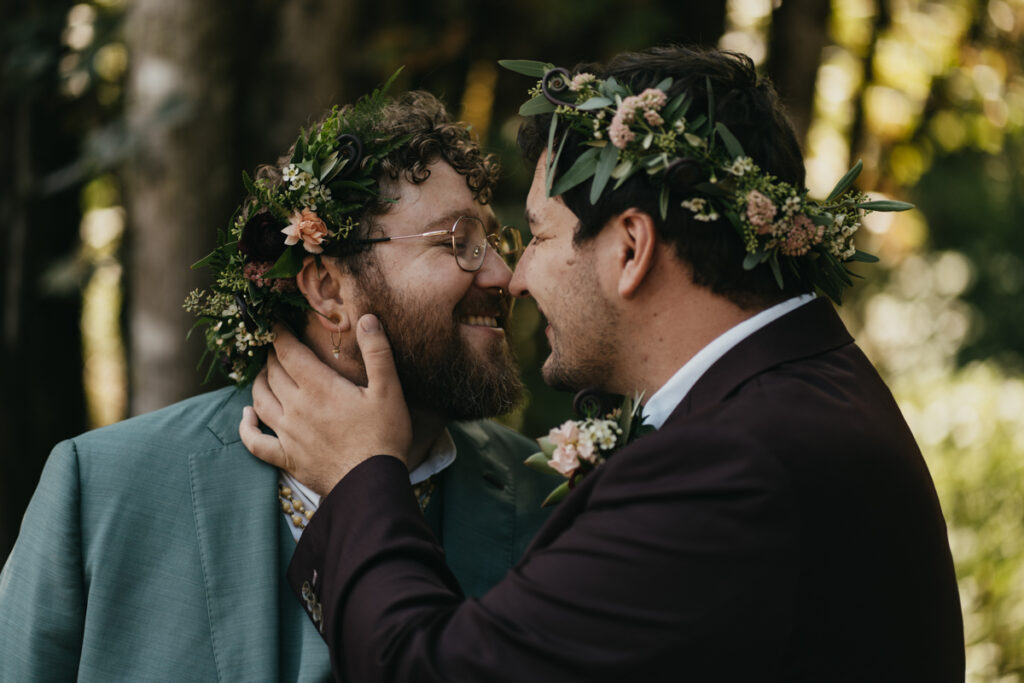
[460,315,500,328]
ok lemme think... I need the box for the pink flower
[779,214,824,256]
[282,208,328,254]
[548,420,579,447]
[569,73,596,92]
[549,444,581,476]
[636,88,667,109]
[746,190,777,235]
[643,109,664,126]
[577,438,598,464]
[243,261,274,288]
[608,117,636,149]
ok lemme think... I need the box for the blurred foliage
[897,364,1024,680]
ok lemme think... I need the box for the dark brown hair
[518,46,811,309]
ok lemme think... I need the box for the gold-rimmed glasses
[352,216,523,272]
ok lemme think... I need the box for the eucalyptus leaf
[855,199,915,212]
[810,213,834,227]
[241,170,256,196]
[192,248,225,272]
[577,96,613,111]
[549,146,600,197]
[654,76,674,92]
[290,133,305,165]
[544,112,559,193]
[659,184,669,220]
[662,93,689,123]
[613,164,641,190]
[536,436,557,457]
[769,254,784,289]
[715,122,745,159]
[541,480,572,507]
[519,94,557,116]
[590,142,620,203]
[498,59,553,78]
[318,150,340,180]
[524,452,561,477]
[610,159,633,179]
[742,250,766,270]
[849,249,880,263]
[826,160,863,202]
[264,245,303,279]
[705,76,715,135]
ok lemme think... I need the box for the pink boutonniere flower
[282,208,328,254]
[525,394,649,507]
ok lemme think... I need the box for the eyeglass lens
[452,216,523,272]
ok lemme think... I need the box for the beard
[540,256,620,394]
[355,261,524,420]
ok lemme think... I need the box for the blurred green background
[2,0,1022,677]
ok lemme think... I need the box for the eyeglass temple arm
[353,229,453,245]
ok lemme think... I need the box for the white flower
[681,198,707,213]
[727,156,754,177]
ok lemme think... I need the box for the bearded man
[244,47,964,681]
[0,87,552,682]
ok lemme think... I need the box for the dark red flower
[238,211,287,263]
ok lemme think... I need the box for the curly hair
[256,90,499,272]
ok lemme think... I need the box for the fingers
[272,324,325,386]
[356,314,401,398]
[252,367,284,430]
[266,348,300,398]
[239,406,289,469]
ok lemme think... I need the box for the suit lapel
[189,387,282,681]
[672,297,853,422]
[440,422,517,597]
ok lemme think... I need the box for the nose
[473,245,512,291]
[508,244,530,299]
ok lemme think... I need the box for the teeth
[462,316,498,327]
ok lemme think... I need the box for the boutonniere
[525,390,652,507]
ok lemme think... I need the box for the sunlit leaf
[826,160,863,202]
[498,59,553,78]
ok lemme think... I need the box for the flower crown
[185,70,409,385]
[500,59,913,303]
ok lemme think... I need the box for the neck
[406,408,447,472]
[614,263,762,402]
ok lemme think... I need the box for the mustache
[454,290,514,329]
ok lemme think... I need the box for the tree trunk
[123,0,243,414]
[766,0,832,146]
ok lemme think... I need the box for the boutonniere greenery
[526,391,652,507]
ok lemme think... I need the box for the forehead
[377,161,496,236]
[525,154,576,234]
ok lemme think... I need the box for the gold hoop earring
[331,324,341,359]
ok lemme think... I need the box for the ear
[612,209,658,299]
[295,255,355,333]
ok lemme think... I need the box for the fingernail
[360,314,380,332]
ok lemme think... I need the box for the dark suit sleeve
[289,425,801,682]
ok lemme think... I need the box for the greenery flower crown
[184,70,408,385]
[500,59,913,303]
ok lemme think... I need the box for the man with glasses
[0,89,551,682]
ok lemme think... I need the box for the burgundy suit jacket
[288,298,964,681]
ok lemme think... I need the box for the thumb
[356,314,401,396]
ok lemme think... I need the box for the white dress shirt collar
[279,428,457,541]
[642,294,816,430]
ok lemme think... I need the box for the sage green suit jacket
[0,387,552,682]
